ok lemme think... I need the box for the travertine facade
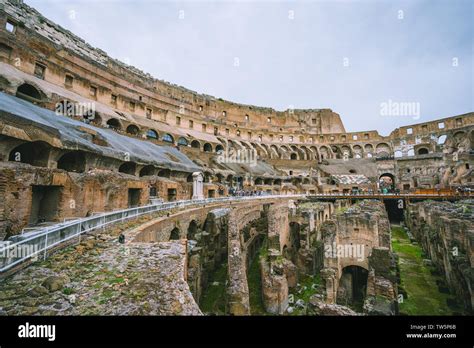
[0,0,472,318]
[0,0,472,239]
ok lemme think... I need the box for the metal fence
[0,194,303,274]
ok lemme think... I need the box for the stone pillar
[267,203,289,252]
[192,172,204,200]
[261,256,289,314]
[321,268,338,304]
[309,211,315,234]
[227,210,250,315]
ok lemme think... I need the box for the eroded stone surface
[406,199,474,313]
[0,220,201,316]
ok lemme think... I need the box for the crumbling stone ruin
[405,200,474,313]
[0,0,472,317]
[319,200,398,315]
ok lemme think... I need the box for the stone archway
[379,173,395,192]
[169,227,181,240]
[187,220,199,240]
[9,141,52,167]
[337,265,368,308]
[16,83,44,103]
[57,151,86,173]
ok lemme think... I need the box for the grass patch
[98,289,115,304]
[199,262,228,315]
[106,276,125,285]
[391,226,459,315]
[248,253,267,315]
[288,273,323,315]
[63,287,75,295]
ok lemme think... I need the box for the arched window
[158,169,171,178]
[16,83,42,102]
[191,140,201,149]
[215,144,224,153]
[119,162,136,175]
[57,151,86,173]
[9,141,51,167]
[106,118,121,130]
[177,137,188,146]
[203,143,213,152]
[139,165,155,177]
[162,134,174,143]
[417,148,429,155]
[126,124,140,135]
[146,129,158,140]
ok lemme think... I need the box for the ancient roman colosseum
[0,0,472,316]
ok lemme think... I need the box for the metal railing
[2,191,468,274]
[307,192,474,198]
[0,194,303,274]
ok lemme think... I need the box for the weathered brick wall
[267,202,289,252]
[0,162,191,239]
[318,200,397,314]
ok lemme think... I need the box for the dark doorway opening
[187,220,199,240]
[208,189,215,198]
[139,165,155,177]
[106,118,121,130]
[119,162,136,175]
[289,222,301,251]
[128,188,141,207]
[417,148,429,155]
[288,222,301,263]
[57,151,86,173]
[126,124,140,136]
[383,199,404,223]
[158,169,171,178]
[338,265,368,310]
[170,227,180,240]
[29,185,62,224]
[9,141,51,167]
[167,188,177,201]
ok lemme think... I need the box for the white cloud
[27,0,473,135]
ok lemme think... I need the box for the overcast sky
[26,0,473,135]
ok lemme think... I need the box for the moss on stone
[288,273,322,316]
[248,249,267,315]
[391,226,460,315]
[199,262,228,315]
